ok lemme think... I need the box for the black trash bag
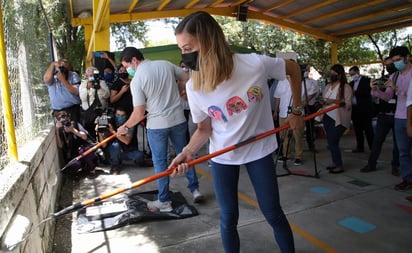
[76,190,198,233]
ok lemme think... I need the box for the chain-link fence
[0,0,53,170]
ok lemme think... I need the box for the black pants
[305,105,317,150]
[352,106,374,150]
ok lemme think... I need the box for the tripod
[275,73,319,178]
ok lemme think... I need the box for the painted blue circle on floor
[310,186,331,194]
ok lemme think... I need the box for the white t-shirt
[274,79,292,118]
[303,77,319,105]
[323,84,340,120]
[130,60,186,129]
[187,53,286,164]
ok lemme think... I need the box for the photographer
[54,110,97,178]
[43,59,81,122]
[79,66,110,138]
[97,107,147,175]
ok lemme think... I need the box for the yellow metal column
[89,0,111,54]
[331,42,338,65]
[0,5,18,161]
[84,24,93,67]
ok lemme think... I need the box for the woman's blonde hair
[175,11,233,92]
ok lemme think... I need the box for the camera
[88,69,101,89]
[95,113,112,133]
[61,119,72,127]
[376,77,387,87]
[55,66,69,79]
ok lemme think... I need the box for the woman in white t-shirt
[169,11,303,253]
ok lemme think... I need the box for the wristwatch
[291,105,304,116]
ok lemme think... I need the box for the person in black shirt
[109,64,133,116]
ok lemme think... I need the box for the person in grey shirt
[117,47,204,212]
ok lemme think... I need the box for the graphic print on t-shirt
[208,105,228,122]
[247,86,263,103]
[226,96,248,116]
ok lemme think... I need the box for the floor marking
[338,216,376,234]
[311,186,331,194]
[196,166,339,253]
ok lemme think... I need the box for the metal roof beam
[264,0,293,12]
[283,0,338,19]
[158,0,172,11]
[302,0,386,25]
[127,0,140,13]
[318,3,412,30]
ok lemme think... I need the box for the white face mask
[351,74,360,82]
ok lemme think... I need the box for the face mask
[104,72,113,81]
[181,51,199,71]
[115,115,126,125]
[118,72,129,79]
[127,67,136,77]
[351,74,359,82]
[385,64,397,75]
[330,74,339,83]
[394,59,406,71]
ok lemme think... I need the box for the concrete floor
[52,133,412,253]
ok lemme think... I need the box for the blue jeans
[368,114,399,168]
[147,122,199,202]
[210,154,295,253]
[108,140,144,166]
[394,119,412,182]
[323,114,346,167]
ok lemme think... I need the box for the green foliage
[212,16,410,75]
[338,36,377,63]
[111,21,149,49]
[46,1,85,72]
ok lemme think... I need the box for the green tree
[111,21,149,49]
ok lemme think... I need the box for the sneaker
[147,200,173,212]
[192,189,204,203]
[294,159,302,166]
[394,180,412,191]
[360,165,376,173]
[277,156,290,163]
[110,167,120,175]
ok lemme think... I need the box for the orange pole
[53,103,342,218]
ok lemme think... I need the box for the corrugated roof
[68,0,412,42]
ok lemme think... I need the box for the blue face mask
[394,59,406,71]
[127,67,136,77]
[115,115,126,125]
[104,72,113,81]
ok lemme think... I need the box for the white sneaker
[192,189,204,203]
[147,200,173,212]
